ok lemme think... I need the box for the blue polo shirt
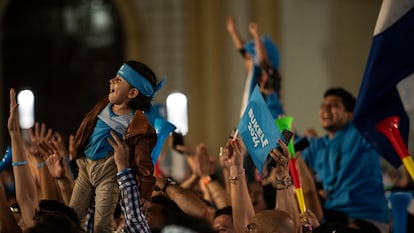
[301,123,389,223]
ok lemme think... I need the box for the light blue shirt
[84,104,132,160]
[302,123,389,223]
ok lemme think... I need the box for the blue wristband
[12,161,28,166]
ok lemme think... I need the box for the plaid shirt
[84,168,151,233]
[117,168,151,233]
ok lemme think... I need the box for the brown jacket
[72,96,156,200]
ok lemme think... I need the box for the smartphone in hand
[269,129,294,167]
[276,129,294,153]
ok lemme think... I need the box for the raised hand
[226,16,237,33]
[268,140,290,178]
[45,150,66,179]
[248,22,259,38]
[7,88,20,137]
[194,143,214,177]
[51,132,68,159]
[227,137,245,168]
[218,146,231,172]
[8,88,38,228]
[26,122,53,158]
[107,131,130,171]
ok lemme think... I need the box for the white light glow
[17,89,35,129]
[166,92,188,135]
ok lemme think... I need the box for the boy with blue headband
[69,60,164,233]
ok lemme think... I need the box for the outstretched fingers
[8,89,20,134]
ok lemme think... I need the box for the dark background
[2,0,124,149]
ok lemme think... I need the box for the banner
[237,84,281,174]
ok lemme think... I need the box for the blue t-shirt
[301,123,389,223]
[84,104,132,160]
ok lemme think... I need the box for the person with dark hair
[39,200,80,226]
[27,200,84,233]
[27,209,84,233]
[298,87,390,233]
[69,60,165,233]
[146,195,184,232]
[213,206,236,233]
[145,194,216,233]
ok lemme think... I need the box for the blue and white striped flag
[353,0,414,168]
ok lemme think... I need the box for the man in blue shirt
[300,88,389,233]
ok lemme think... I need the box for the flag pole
[233,129,239,139]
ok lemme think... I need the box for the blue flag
[237,84,281,174]
[353,1,414,168]
[240,64,284,119]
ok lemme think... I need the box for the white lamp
[166,92,188,136]
[17,89,35,129]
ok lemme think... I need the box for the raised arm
[176,144,200,190]
[226,16,245,51]
[228,137,255,233]
[193,144,229,209]
[269,140,301,233]
[227,16,254,73]
[156,176,216,223]
[42,133,75,205]
[108,130,151,233]
[8,88,38,230]
[218,146,232,202]
[248,22,270,68]
[26,122,60,201]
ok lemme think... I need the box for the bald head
[246,209,295,233]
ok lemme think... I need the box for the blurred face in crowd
[213,214,236,233]
[319,95,352,136]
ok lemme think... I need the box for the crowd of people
[1,17,413,233]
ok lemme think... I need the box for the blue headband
[117,63,165,97]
